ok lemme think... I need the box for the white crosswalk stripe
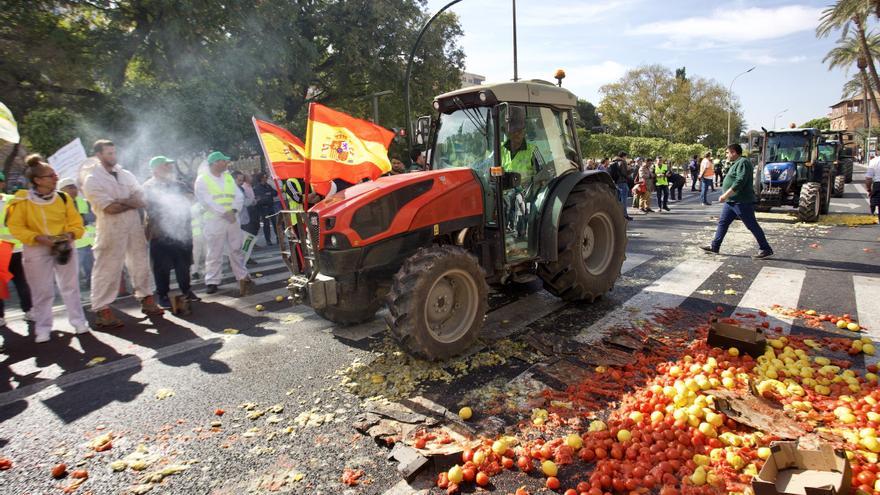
[574,258,723,343]
[854,276,880,341]
[622,252,652,273]
[734,267,806,335]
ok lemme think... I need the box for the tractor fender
[538,170,617,263]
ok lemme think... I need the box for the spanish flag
[304,103,394,186]
[252,117,307,180]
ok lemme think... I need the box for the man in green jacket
[701,144,773,259]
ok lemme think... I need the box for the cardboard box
[707,316,766,358]
[752,442,851,495]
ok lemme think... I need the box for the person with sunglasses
[6,154,89,343]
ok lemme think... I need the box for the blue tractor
[754,128,834,222]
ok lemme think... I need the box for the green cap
[207,151,231,164]
[149,156,175,169]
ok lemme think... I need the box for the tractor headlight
[777,168,790,181]
[763,168,771,181]
[324,234,351,250]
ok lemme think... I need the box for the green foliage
[2,0,465,166]
[20,108,81,156]
[597,64,743,150]
[801,117,832,130]
[575,99,601,129]
[579,131,707,165]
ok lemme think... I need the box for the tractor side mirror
[501,171,521,190]
[415,115,431,145]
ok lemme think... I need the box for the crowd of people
[0,141,267,343]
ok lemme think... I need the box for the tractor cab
[424,80,586,278]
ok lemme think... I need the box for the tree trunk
[855,19,880,119]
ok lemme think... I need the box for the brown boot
[94,308,124,329]
[238,278,255,297]
[140,295,165,316]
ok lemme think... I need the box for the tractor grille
[307,212,320,257]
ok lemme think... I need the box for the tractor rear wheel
[797,182,821,223]
[845,162,853,183]
[833,175,845,198]
[386,245,488,360]
[820,168,833,215]
[538,181,627,302]
[314,279,382,325]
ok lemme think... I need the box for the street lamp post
[727,66,755,145]
[772,108,789,130]
[368,90,393,125]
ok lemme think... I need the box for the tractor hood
[762,162,796,185]
[312,170,451,216]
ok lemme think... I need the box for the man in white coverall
[194,151,254,296]
[81,140,164,328]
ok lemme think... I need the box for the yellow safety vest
[73,196,95,249]
[654,164,669,187]
[0,193,22,252]
[501,141,538,182]
[202,173,236,218]
[191,204,203,237]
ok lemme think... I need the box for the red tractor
[284,80,627,360]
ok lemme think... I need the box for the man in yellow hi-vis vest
[501,106,538,235]
[57,177,95,287]
[194,152,253,296]
[0,172,33,326]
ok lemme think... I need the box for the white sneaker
[35,334,50,343]
[24,311,34,322]
[74,325,91,335]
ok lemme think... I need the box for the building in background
[829,96,880,131]
[460,72,486,88]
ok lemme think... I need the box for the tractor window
[432,107,495,179]
[766,134,810,163]
[817,144,836,162]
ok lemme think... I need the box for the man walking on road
[699,152,715,205]
[81,140,164,328]
[867,153,880,222]
[194,152,254,296]
[143,156,199,308]
[607,152,633,221]
[702,144,773,259]
[654,158,671,211]
[688,155,699,191]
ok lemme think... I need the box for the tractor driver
[501,106,538,183]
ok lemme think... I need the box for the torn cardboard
[752,441,850,495]
[712,390,806,439]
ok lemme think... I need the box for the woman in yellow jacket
[7,154,89,343]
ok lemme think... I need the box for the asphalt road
[0,165,877,494]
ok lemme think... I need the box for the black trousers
[259,206,274,244]
[671,184,683,200]
[0,252,32,318]
[690,172,698,190]
[655,185,669,209]
[150,239,192,298]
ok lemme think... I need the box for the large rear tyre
[314,280,382,325]
[833,175,845,198]
[845,161,853,183]
[819,168,832,215]
[538,181,627,302]
[386,246,488,361]
[797,182,821,223]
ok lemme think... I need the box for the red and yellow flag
[304,103,394,186]
[252,117,307,180]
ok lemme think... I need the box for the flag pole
[252,117,290,210]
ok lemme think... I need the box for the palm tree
[823,31,880,117]
[818,0,880,118]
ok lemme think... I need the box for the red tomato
[546,476,561,490]
[564,489,577,495]
[462,449,474,463]
[462,467,476,482]
[576,482,590,492]
[475,471,490,486]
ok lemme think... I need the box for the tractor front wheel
[538,181,627,302]
[386,246,488,360]
[797,182,821,223]
[832,175,845,198]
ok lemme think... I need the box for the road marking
[854,276,880,341]
[622,252,653,274]
[574,258,723,343]
[735,267,806,335]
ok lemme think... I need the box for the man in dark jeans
[253,172,277,245]
[143,156,199,308]
[702,144,773,259]
[607,151,633,221]
[688,155,699,191]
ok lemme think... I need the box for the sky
[426,0,855,133]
